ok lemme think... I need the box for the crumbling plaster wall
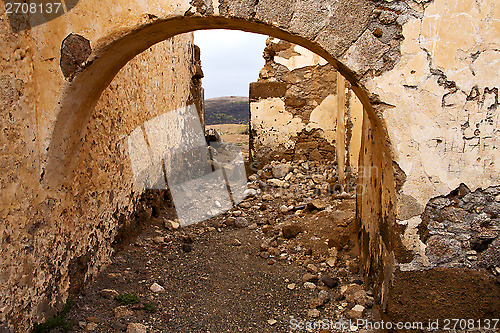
[365,0,499,274]
[0,6,199,328]
[359,0,500,319]
[249,38,364,173]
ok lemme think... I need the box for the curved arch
[45,15,391,187]
[38,7,402,322]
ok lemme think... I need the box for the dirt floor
[64,158,376,333]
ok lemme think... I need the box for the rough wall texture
[1,0,499,329]
[358,0,500,319]
[249,38,364,175]
[0,18,199,330]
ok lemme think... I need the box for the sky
[193,30,267,99]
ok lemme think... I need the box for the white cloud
[194,30,267,99]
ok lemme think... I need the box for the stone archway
[7,0,497,329]
[45,1,399,323]
[46,1,398,184]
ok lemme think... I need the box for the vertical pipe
[336,72,346,191]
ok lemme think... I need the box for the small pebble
[150,282,165,293]
[308,308,320,318]
[304,282,316,290]
[267,319,277,325]
[182,244,193,252]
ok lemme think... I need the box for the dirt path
[65,161,374,333]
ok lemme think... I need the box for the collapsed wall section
[0,30,201,330]
[249,38,364,178]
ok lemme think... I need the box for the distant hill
[204,96,249,125]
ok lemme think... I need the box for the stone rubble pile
[71,160,378,332]
[163,160,373,323]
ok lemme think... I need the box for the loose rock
[308,297,324,308]
[346,304,365,320]
[267,319,277,325]
[99,289,119,299]
[235,217,249,228]
[239,201,252,208]
[126,323,148,333]
[318,290,331,303]
[272,163,292,178]
[322,276,339,289]
[308,308,320,318]
[153,236,164,244]
[282,223,302,239]
[164,219,180,230]
[150,282,165,293]
[243,188,258,197]
[341,284,368,306]
[114,306,133,318]
[304,282,316,290]
[280,205,290,213]
[301,273,317,283]
[326,257,336,267]
[268,178,285,187]
[306,263,318,274]
[309,199,327,210]
[262,194,273,201]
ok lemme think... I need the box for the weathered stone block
[249,82,288,101]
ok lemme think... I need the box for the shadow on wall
[127,104,248,227]
[3,0,80,32]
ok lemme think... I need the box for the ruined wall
[0,14,199,329]
[249,38,364,174]
[357,0,500,319]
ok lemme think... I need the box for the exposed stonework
[419,184,499,271]
[249,38,364,178]
[359,0,500,316]
[60,34,92,81]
